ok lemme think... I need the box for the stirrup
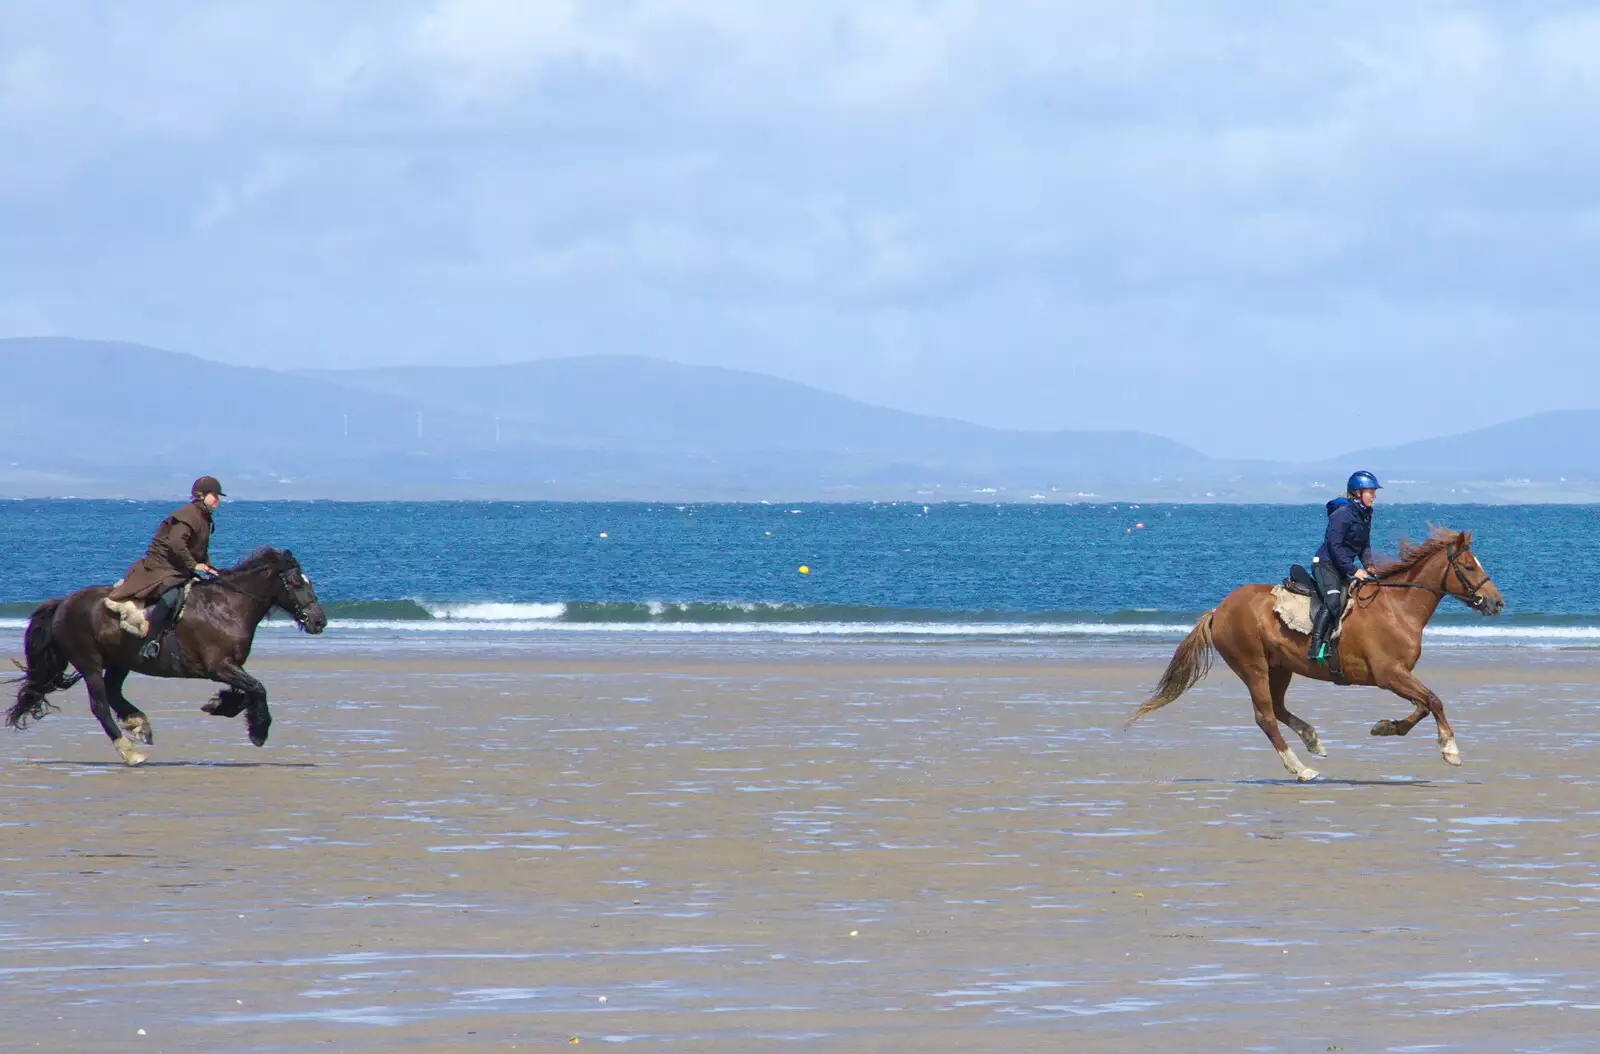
[139,636,163,661]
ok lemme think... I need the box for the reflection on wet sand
[3,636,1599,1051]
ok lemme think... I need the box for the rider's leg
[137,587,182,661]
[1308,559,1345,663]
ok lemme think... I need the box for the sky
[4,1,1600,459]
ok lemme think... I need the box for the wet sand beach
[3,635,1599,1052]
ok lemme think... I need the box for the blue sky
[3,1,1598,458]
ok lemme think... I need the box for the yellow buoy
[599,532,608,538]
[798,565,810,575]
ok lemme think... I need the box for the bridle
[204,566,317,628]
[1357,543,1495,611]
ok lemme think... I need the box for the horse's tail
[1126,609,1216,727]
[7,599,79,730]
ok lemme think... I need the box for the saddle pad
[1271,585,1352,638]
[1271,586,1314,634]
[107,580,193,624]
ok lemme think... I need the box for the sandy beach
[3,634,1599,1052]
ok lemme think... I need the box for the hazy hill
[1335,410,1600,479]
[306,356,1213,473]
[2,338,1595,501]
[0,338,482,455]
[0,338,1233,498]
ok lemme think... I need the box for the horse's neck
[215,569,276,626]
[1384,556,1447,624]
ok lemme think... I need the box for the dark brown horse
[7,547,327,765]
[1128,528,1504,781]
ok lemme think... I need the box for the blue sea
[0,501,1591,644]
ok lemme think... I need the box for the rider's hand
[195,564,216,576]
[1353,568,1370,581]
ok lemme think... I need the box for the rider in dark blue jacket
[1309,471,1381,663]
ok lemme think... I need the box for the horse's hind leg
[1238,664,1319,781]
[1270,667,1325,758]
[81,667,145,767]
[105,668,153,745]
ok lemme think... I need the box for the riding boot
[1307,603,1335,664]
[137,587,180,661]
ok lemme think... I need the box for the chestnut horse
[1128,529,1504,781]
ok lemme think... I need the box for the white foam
[422,602,567,622]
[315,619,1197,637]
[6,614,1600,643]
[1423,625,1600,640]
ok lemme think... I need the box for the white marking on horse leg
[1277,747,1319,781]
[113,736,147,767]
[121,714,153,745]
[1440,736,1462,766]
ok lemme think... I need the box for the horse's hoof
[113,737,147,767]
[248,727,269,748]
[1371,720,1398,737]
[1310,741,1328,758]
[1297,767,1321,782]
[1441,740,1463,766]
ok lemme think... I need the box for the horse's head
[269,550,328,634]
[1382,528,1504,616]
[1445,533,1504,616]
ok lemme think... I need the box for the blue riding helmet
[1347,470,1382,493]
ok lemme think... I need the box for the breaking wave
[4,599,1599,642]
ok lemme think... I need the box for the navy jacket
[1315,497,1374,578]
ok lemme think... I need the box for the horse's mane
[225,546,293,574]
[1377,527,1472,577]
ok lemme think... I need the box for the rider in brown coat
[104,476,224,651]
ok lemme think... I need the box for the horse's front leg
[1369,703,1429,738]
[1373,668,1460,767]
[213,663,272,747]
[201,688,250,718]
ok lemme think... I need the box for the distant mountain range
[1,337,1595,501]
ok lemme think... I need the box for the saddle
[1281,563,1317,597]
[1272,565,1356,684]
[104,582,191,639]
[1271,565,1353,635]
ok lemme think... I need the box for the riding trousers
[146,584,186,640]
[1312,557,1347,622]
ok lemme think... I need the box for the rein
[1356,543,1492,610]
[202,567,308,623]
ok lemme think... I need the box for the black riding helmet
[191,476,226,500]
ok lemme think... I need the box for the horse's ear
[1458,530,1473,549]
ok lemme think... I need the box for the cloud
[3,2,1600,456]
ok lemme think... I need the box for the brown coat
[107,501,214,602]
